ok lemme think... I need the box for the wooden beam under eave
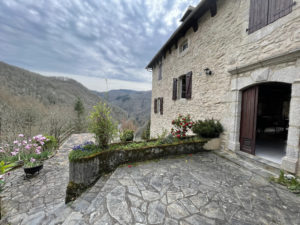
[192,22,198,32]
[210,0,217,17]
[174,41,178,49]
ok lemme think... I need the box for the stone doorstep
[213,149,279,179]
[236,150,282,175]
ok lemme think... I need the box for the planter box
[203,138,221,150]
[66,140,207,203]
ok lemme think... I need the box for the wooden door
[240,86,259,154]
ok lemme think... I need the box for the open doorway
[255,83,291,163]
[240,82,291,164]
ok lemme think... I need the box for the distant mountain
[95,89,152,127]
[0,61,127,141]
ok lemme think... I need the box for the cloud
[0,0,200,89]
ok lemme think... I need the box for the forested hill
[95,89,151,127]
[0,61,127,142]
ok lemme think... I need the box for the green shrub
[43,135,58,151]
[120,130,134,142]
[192,119,223,138]
[141,121,151,140]
[159,134,175,145]
[88,102,117,148]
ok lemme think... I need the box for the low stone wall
[66,140,207,203]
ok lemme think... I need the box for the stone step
[213,149,279,179]
[236,150,282,175]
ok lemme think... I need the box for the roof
[146,0,217,69]
[180,6,196,22]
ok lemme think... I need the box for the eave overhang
[146,0,217,69]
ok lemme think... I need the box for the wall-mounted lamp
[204,68,212,75]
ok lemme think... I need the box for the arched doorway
[240,82,291,163]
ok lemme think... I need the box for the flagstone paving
[0,133,95,225]
[1,134,300,225]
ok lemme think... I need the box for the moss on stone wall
[66,138,208,203]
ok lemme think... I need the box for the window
[180,40,188,53]
[180,75,187,98]
[172,72,192,100]
[158,62,162,80]
[154,98,163,114]
[248,0,293,34]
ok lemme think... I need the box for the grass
[271,170,300,195]
[68,136,205,162]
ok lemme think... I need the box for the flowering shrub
[72,141,95,152]
[24,157,42,168]
[0,134,49,163]
[171,114,193,139]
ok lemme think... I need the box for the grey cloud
[0,0,199,83]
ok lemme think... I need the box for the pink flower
[30,158,36,163]
[0,149,4,153]
[0,175,4,180]
[18,143,21,147]
[11,152,17,156]
[22,140,27,145]
[35,149,41,154]
[13,140,18,144]
[28,139,32,143]
[18,134,24,137]
[14,148,20,152]
[36,146,42,151]
[40,141,44,146]
[25,144,31,150]
[33,144,38,147]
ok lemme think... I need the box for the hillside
[0,61,127,142]
[95,89,152,127]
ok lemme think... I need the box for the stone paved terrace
[1,134,300,225]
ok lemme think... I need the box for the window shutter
[154,98,157,113]
[248,0,269,34]
[160,98,163,115]
[268,0,293,24]
[172,78,178,100]
[186,72,192,99]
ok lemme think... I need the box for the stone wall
[150,0,300,173]
[66,140,207,202]
[151,0,300,138]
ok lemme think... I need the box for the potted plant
[120,129,134,143]
[23,157,43,177]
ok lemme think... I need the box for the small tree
[141,121,151,140]
[88,102,117,148]
[74,97,85,133]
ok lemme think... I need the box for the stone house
[146,0,300,175]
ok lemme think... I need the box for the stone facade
[150,0,300,174]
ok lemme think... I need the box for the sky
[0,0,199,91]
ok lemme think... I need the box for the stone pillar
[282,79,300,175]
[228,89,242,152]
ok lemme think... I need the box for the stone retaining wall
[66,140,207,203]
